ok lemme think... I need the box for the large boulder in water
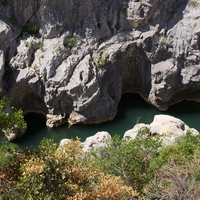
[58,131,111,152]
[150,114,199,146]
[123,115,199,146]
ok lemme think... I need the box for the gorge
[9,93,200,149]
[0,0,200,141]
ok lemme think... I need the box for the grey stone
[150,114,199,146]
[123,123,150,139]
[0,0,200,134]
[0,50,5,88]
[82,131,111,152]
[123,115,199,146]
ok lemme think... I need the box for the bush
[22,24,37,36]
[0,143,30,198]
[0,95,27,138]
[1,129,200,199]
[89,127,162,192]
[66,37,76,48]
[144,131,200,199]
[0,138,137,199]
[93,54,106,67]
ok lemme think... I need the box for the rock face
[0,50,4,88]
[124,114,199,146]
[0,0,200,130]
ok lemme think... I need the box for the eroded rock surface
[124,114,199,146]
[0,0,200,132]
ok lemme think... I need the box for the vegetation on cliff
[0,89,27,139]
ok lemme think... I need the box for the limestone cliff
[0,0,200,131]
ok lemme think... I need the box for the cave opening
[24,112,46,134]
[12,112,47,148]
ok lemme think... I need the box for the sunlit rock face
[0,0,200,128]
[124,114,199,146]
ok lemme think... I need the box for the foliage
[54,46,62,54]
[0,94,27,138]
[89,127,162,191]
[144,131,200,199]
[66,37,76,48]
[93,54,106,67]
[0,143,33,198]
[188,0,199,7]
[152,131,200,166]
[38,43,44,51]
[22,24,38,36]
[7,16,18,25]
[0,138,137,199]
[1,128,200,199]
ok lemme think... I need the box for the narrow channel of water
[2,93,200,149]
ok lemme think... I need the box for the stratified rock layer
[0,0,200,130]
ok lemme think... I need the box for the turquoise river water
[1,93,200,149]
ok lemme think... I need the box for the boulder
[123,123,150,139]
[150,115,199,146]
[58,131,111,152]
[82,131,111,152]
[123,115,199,146]
[57,139,71,151]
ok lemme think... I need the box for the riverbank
[4,93,199,149]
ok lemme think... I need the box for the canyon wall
[0,0,200,130]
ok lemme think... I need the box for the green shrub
[144,131,200,199]
[0,143,29,198]
[1,128,200,199]
[93,54,106,67]
[66,37,76,48]
[0,138,137,199]
[54,46,62,54]
[153,131,200,166]
[7,16,18,25]
[89,128,162,191]
[0,96,27,138]
[22,24,37,36]
[38,43,44,51]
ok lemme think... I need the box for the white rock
[150,114,199,146]
[123,123,150,139]
[82,131,111,152]
[57,139,71,151]
[0,50,5,88]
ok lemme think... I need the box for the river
[1,93,200,149]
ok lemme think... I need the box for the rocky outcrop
[0,50,4,88]
[59,115,199,150]
[59,131,111,152]
[0,0,200,131]
[124,114,199,146]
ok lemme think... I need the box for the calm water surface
[2,93,200,149]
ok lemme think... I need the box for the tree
[0,89,27,140]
